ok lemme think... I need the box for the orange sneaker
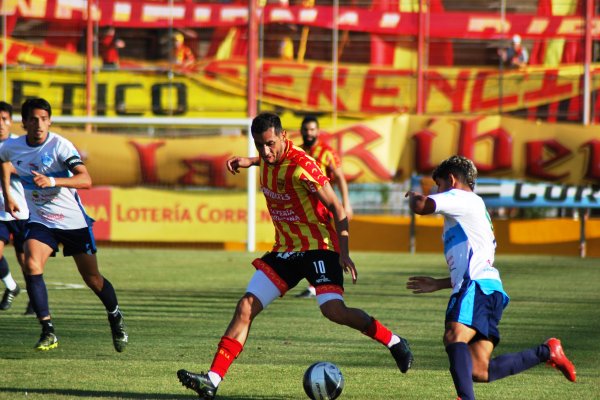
[545,338,576,382]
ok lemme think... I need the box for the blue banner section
[410,176,600,208]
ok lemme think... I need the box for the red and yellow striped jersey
[260,139,338,252]
[303,139,341,181]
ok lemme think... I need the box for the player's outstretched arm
[405,191,436,215]
[406,276,452,294]
[226,156,260,175]
[0,161,19,218]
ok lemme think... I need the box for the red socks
[210,336,244,378]
[210,321,391,378]
[363,318,393,346]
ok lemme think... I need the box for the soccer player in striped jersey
[295,116,353,298]
[405,155,576,400]
[300,116,352,220]
[0,98,128,352]
[177,112,413,400]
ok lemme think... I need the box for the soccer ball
[303,361,344,400]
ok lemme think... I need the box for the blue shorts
[0,220,27,253]
[445,281,505,345]
[24,222,97,257]
[252,250,344,296]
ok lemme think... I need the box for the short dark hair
[21,98,52,121]
[300,115,319,131]
[432,155,478,190]
[0,101,12,117]
[251,112,283,136]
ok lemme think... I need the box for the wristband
[49,177,56,187]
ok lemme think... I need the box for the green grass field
[0,248,598,399]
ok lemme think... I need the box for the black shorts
[0,220,27,253]
[252,250,344,296]
[24,222,97,257]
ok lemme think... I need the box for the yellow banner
[57,114,599,186]
[108,188,273,243]
[61,132,249,187]
[193,60,600,116]
[0,38,102,68]
[3,40,598,117]
[78,187,600,256]
[404,115,600,184]
[287,115,408,183]
[7,69,246,119]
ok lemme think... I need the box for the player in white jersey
[0,98,128,352]
[405,155,576,400]
[0,101,29,312]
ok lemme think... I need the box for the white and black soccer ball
[303,361,344,400]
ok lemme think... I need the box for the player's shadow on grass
[0,387,289,399]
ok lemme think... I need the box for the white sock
[308,286,316,295]
[387,334,401,348]
[2,273,17,291]
[208,371,222,387]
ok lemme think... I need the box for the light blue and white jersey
[0,134,29,222]
[0,131,91,230]
[429,189,508,302]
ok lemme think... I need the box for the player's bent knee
[235,294,263,321]
[24,261,44,275]
[470,359,490,382]
[82,275,103,291]
[472,369,489,382]
[319,299,347,324]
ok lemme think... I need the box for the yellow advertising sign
[108,188,274,243]
[78,187,600,255]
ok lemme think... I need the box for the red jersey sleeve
[297,155,329,193]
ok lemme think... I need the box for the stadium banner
[3,55,599,117]
[404,115,600,185]
[3,1,599,39]
[78,187,274,243]
[4,67,245,118]
[78,187,112,241]
[53,115,599,187]
[77,186,600,255]
[0,38,103,68]
[59,131,249,188]
[411,177,600,208]
[476,179,600,208]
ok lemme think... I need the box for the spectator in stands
[99,27,125,69]
[172,32,196,67]
[498,34,529,69]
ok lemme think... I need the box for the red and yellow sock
[209,336,244,378]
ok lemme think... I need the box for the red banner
[2,1,598,39]
[78,187,112,241]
